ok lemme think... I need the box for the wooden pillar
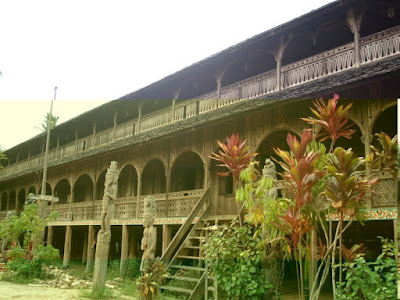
[113,109,118,142]
[86,225,95,273]
[203,163,209,189]
[82,232,88,264]
[137,103,143,134]
[171,99,177,123]
[92,122,97,149]
[47,226,53,246]
[273,34,292,91]
[165,168,171,218]
[120,225,129,277]
[162,225,172,254]
[92,181,97,220]
[63,225,72,268]
[347,8,364,68]
[135,174,142,218]
[216,76,222,110]
[56,137,60,158]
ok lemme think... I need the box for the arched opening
[1,193,7,211]
[28,186,36,195]
[96,170,107,200]
[142,159,166,195]
[118,165,138,198]
[371,105,397,147]
[73,174,93,203]
[38,182,52,196]
[256,130,299,178]
[17,189,26,212]
[9,190,16,210]
[171,152,204,192]
[54,179,71,205]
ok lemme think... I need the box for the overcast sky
[0,0,335,150]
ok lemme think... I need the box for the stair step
[176,255,204,260]
[170,265,206,272]
[189,236,203,240]
[161,285,193,294]
[182,245,201,250]
[208,286,215,292]
[167,275,200,283]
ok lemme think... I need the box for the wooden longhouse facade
[0,0,399,297]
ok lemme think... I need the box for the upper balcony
[0,25,399,181]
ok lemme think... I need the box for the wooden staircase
[159,187,218,299]
[161,219,218,300]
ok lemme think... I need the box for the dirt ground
[0,281,140,300]
[0,281,80,299]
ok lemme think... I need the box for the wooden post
[56,137,60,158]
[113,109,118,142]
[162,225,172,254]
[137,103,143,134]
[63,225,72,268]
[86,225,95,273]
[171,99,177,123]
[92,122,97,149]
[347,8,364,68]
[120,225,129,277]
[47,226,53,246]
[136,174,142,218]
[82,232,88,264]
[273,34,292,91]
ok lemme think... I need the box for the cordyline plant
[301,94,356,152]
[273,129,324,300]
[266,95,389,300]
[210,133,257,226]
[368,132,398,180]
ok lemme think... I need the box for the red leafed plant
[211,133,257,184]
[273,129,324,299]
[301,94,356,151]
[210,133,257,225]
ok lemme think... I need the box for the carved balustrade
[43,189,205,222]
[1,26,399,180]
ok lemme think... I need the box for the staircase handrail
[161,186,210,262]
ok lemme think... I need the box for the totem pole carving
[93,161,119,291]
[100,161,119,235]
[140,196,157,273]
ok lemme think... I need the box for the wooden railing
[44,189,205,222]
[1,26,399,179]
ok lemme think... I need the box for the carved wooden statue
[93,161,119,292]
[262,158,278,200]
[140,196,157,273]
[100,161,119,235]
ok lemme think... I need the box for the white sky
[0,0,334,150]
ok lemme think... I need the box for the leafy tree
[0,204,59,281]
[0,145,7,168]
[36,112,59,132]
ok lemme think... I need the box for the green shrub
[336,238,398,300]
[6,244,59,281]
[203,221,273,299]
[124,258,141,279]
